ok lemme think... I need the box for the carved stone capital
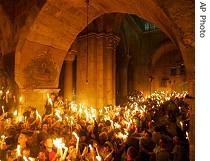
[65,50,77,61]
[76,33,120,49]
[105,34,120,48]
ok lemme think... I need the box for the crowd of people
[0,90,190,161]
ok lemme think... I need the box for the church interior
[0,0,194,161]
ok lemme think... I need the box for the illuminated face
[45,138,53,149]
[22,148,30,157]
[42,124,48,131]
[18,133,28,146]
[38,151,46,161]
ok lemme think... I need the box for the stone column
[122,54,131,99]
[104,35,120,106]
[63,52,76,101]
[75,33,119,108]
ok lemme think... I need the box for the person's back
[171,136,183,161]
[156,137,170,161]
[156,149,170,161]
[139,130,155,161]
[126,146,141,161]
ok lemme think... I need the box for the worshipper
[42,137,57,161]
[37,122,49,144]
[0,136,7,161]
[125,146,141,161]
[101,141,115,161]
[171,136,183,161]
[154,137,171,161]
[23,106,34,119]
[66,132,81,160]
[26,130,40,158]
[37,151,47,161]
[66,145,79,161]
[147,120,155,133]
[16,147,31,161]
[54,95,65,115]
[16,129,39,159]
[139,130,155,161]
[17,131,29,152]
[45,93,56,115]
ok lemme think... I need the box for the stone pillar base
[19,88,60,115]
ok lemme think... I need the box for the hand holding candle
[72,131,80,155]
[1,106,4,114]
[17,144,21,157]
[53,138,65,158]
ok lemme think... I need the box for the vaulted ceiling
[0,0,194,88]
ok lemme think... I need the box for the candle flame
[53,138,65,149]
[13,110,18,116]
[72,131,79,140]
[17,144,21,156]
[19,96,23,103]
[186,132,189,140]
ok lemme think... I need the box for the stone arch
[15,0,194,89]
[151,40,178,68]
[0,4,12,55]
[150,40,186,92]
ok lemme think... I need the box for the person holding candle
[0,135,7,161]
[17,131,29,152]
[43,137,57,161]
[44,93,56,116]
[37,151,47,161]
[125,146,141,161]
[154,137,170,161]
[139,130,155,161]
[171,136,183,161]
[101,141,114,161]
[16,147,31,161]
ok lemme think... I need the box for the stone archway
[151,40,178,68]
[15,0,194,102]
[15,0,195,91]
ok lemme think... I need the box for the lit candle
[28,157,34,161]
[180,121,183,130]
[6,90,9,102]
[89,144,95,160]
[53,137,68,159]
[95,146,102,161]
[1,135,6,141]
[23,156,28,161]
[53,138,65,149]
[1,106,4,114]
[13,110,18,116]
[70,116,73,133]
[72,131,80,154]
[186,132,189,140]
[36,110,42,120]
[19,96,23,103]
[55,109,62,121]
[17,144,21,156]
[96,155,102,161]
[18,116,23,122]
